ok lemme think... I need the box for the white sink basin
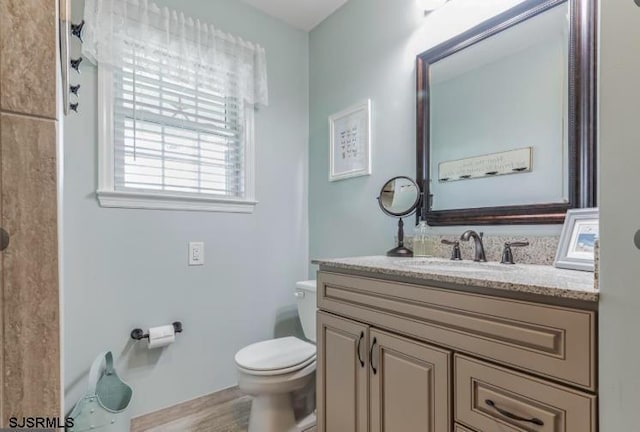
[393,258,517,273]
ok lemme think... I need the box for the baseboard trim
[130,386,248,432]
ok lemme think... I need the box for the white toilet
[235,280,317,432]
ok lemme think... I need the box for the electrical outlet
[189,242,204,266]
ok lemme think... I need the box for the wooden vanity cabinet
[316,271,598,432]
[317,312,452,432]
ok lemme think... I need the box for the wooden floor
[143,396,252,432]
[131,387,316,432]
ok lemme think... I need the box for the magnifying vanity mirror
[378,177,421,257]
[416,0,597,226]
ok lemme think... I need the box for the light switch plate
[189,242,204,266]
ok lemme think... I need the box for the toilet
[235,280,317,432]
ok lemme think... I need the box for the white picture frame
[554,208,599,272]
[329,100,372,182]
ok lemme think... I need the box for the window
[97,55,256,213]
[85,1,268,213]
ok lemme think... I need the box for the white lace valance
[83,0,269,106]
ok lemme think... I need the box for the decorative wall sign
[555,208,599,272]
[329,100,372,181]
[438,147,532,182]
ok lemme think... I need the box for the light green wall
[63,0,309,417]
[308,0,561,274]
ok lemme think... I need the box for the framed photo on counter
[555,208,599,272]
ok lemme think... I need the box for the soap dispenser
[414,219,432,257]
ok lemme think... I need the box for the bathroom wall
[63,0,309,417]
[308,0,562,271]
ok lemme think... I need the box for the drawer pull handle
[357,332,365,368]
[485,399,544,426]
[370,337,378,375]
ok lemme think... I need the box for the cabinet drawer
[317,272,596,390]
[455,424,476,432]
[455,355,596,432]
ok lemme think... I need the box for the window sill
[96,190,258,213]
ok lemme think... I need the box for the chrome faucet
[460,230,487,262]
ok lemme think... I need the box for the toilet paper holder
[131,321,183,341]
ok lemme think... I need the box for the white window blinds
[83,0,268,211]
[113,47,245,198]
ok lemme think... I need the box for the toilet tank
[295,280,317,343]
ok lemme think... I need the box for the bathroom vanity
[314,0,601,428]
[314,256,598,432]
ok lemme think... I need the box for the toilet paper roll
[147,325,176,349]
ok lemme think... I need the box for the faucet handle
[441,239,462,261]
[501,241,530,264]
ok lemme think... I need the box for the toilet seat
[235,337,316,376]
[237,355,316,376]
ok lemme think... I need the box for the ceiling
[240,0,350,31]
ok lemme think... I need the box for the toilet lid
[235,337,316,372]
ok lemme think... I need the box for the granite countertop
[313,256,598,302]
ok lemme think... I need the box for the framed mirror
[416,0,597,226]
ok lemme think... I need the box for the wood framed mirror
[416,0,597,226]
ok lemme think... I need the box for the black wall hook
[71,20,85,42]
[69,102,79,113]
[70,57,83,72]
[131,321,183,341]
[70,84,81,96]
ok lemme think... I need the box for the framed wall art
[329,100,372,181]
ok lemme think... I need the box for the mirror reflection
[430,3,569,211]
[379,177,420,216]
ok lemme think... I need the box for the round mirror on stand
[377,176,422,257]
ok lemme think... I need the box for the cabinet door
[317,312,369,432]
[370,329,451,432]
